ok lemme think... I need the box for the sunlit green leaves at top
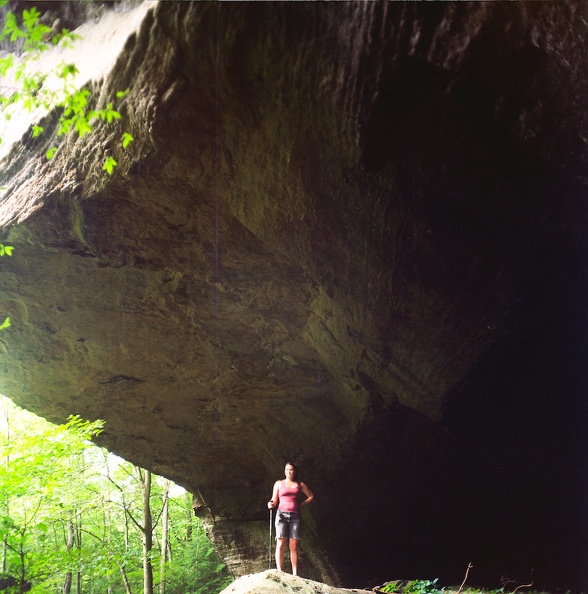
[0,53,14,77]
[64,414,105,440]
[102,156,117,175]
[122,132,134,148]
[100,133,135,174]
[50,28,81,49]
[58,62,79,79]
[0,7,52,52]
[0,4,134,175]
[1,12,26,42]
[97,102,121,124]
[0,243,14,256]
[22,8,52,51]
[58,87,91,136]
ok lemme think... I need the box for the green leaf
[0,317,11,330]
[21,7,51,52]
[103,156,117,175]
[58,117,73,136]
[105,106,121,123]
[0,54,14,76]
[23,7,41,30]
[121,132,134,149]
[74,117,93,137]
[58,63,78,79]
[2,12,25,42]
[4,245,14,256]
[116,88,130,99]
[31,125,44,138]
[52,28,81,48]
[46,147,57,159]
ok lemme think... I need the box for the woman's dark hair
[284,461,299,481]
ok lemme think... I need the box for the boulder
[219,570,371,594]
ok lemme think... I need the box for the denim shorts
[275,510,301,540]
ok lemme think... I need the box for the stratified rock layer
[1,2,587,590]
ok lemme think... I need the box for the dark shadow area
[440,232,588,592]
[354,29,588,591]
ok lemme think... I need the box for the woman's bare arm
[300,482,314,508]
[267,480,281,508]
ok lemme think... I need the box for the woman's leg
[289,538,299,576]
[275,538,286,571]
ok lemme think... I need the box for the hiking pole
[268,507,273,569]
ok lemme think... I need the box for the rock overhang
[0,1,587,590]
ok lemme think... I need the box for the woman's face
[284,464,295,481]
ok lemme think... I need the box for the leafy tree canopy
[0,396,233,594]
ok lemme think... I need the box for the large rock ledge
[219,571,371,594]
[0,2,587,590]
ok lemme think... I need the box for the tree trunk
[75,513,82,594]
[119,564,133,594]
[136,467,153,594]
[1,407,9,574]
[1,536,6,574]
[158,481,170,594]
[62,519,75,594]
[185,493,193,541]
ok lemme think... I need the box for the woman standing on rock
[267,461,314,576]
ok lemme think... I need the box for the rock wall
[0,2,587,590]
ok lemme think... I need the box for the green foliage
[379,580,444,594]
[64,413,104,440]
[102,155,117,175]
[0,398,233,594]
[377,581,510,594]
[0,6,52,52]
[408,580,443,594]
[0,243,14,256]
[164,521,233,594]
[0,4,134,173]
[122,131,134,148]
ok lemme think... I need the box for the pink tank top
[278,481,301,513]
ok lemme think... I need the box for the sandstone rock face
[0,2,587,590]
[219,570,371,594]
